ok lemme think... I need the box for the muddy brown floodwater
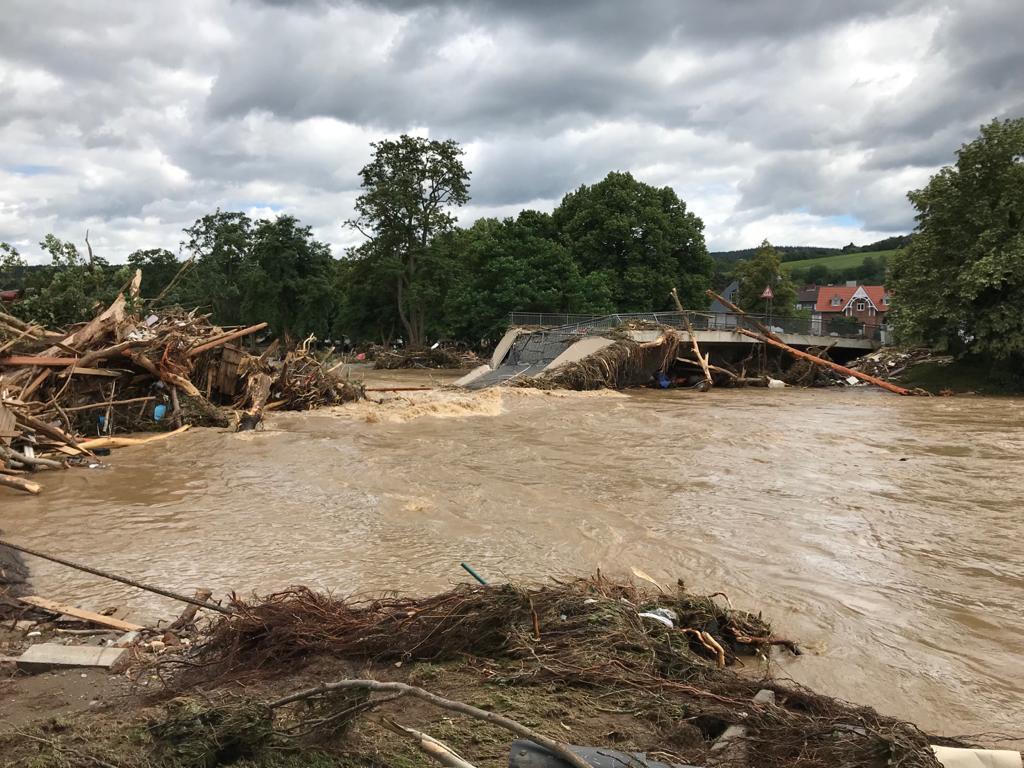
[3,370,1023,742]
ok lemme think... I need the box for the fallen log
[734,328,913,396]
[0,473,41,494]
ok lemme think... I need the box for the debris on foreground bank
[2,571,999,768]
[0,270,363,495]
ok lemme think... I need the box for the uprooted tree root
[140,575,946,768]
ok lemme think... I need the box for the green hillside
[781,248,902,273]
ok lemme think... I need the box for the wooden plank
[0,355,79,367]
[15,643,127,672]
[0,404,15,443]
[18,596,145,631]
[56,366,122,378]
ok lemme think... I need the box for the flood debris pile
[0,271,364,494]
[849,348,943,380]
[374,346,481,370]
[107,574,952,768]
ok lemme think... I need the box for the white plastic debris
[932,745,1022,768]
[846,375,860,385]
[638,607,679,629]
[767,378,786,389]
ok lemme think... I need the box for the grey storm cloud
[0,0,1021,263]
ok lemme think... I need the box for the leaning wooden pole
[670,288,713,388]
[734,328,913,396]
[0,538,233,613]
[705,289,783,342]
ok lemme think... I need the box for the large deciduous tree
[889,117,1024,361]
[178,210,254,325]
[437,212,615,344]
[552,171,711,311]
[245,215,335,338]
[734,240,797,314]
[348,135,470,348]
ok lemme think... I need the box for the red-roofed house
[812,284,890,337]
[0,289,20,303]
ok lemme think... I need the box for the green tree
[734,240,798,314]
[178,210,253,325]
[244,215,336,338]
[438,212,614,343]
[16,235,126,326]
[348,135,471,348]
[127,248,180,299]
[0,243,26,293]
[889,117,1024,361]
[552,171,711,311]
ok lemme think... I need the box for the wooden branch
[267,679,592,768]
[14,410,90,455]
[187,322,268,358]
[1,445,65,470]
[77,425,190,451]
[151,255,195,306]
[734,328,912,396]
[382,720,478,768]
[676,357,736,379]
[705,289,783,342]
[62,396,155,413]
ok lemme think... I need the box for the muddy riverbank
[3,372,1022,743]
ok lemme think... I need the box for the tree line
[1,137,713,349]
[2,118,1021,368]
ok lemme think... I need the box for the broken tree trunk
[237,371,273,431]
[671,287,713,389]
[734,328,913,396]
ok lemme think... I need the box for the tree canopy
[347,135,471,348]
[734,240,797,314]
[889,117,1024,361]
[552,171,712,311]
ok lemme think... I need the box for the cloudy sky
[1,1,1021,263]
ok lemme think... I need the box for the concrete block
[15,643,127,672]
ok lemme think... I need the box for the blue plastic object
[153,403,167,422]
[657,371,671,388]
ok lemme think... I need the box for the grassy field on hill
[781,248,902,273]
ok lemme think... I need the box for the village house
[812,282,890,337]
[795,286,819,311]
[0,289,20,303]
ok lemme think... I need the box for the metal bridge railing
[508,311,875,340]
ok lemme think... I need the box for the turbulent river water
[4,371,1023,741]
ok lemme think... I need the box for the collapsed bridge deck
[458,311,880,389]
